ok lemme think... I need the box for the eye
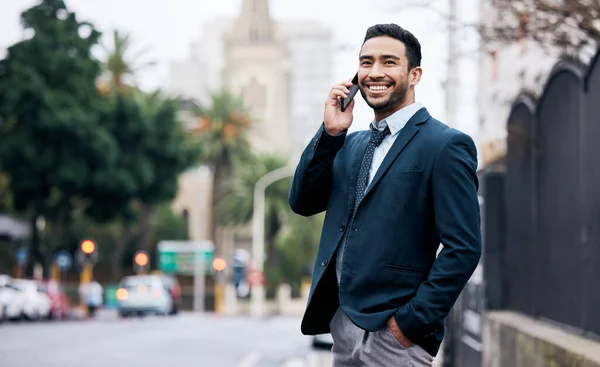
[385,60,397,65]
[360,61,372,66]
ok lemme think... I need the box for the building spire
[235,0,274,42]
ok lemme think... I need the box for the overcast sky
[0,0,479,136]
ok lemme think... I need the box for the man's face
[357,36,415,112]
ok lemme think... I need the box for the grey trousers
[329,307,434,367]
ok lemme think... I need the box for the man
[85,278,103,318]
[289,23,481,366]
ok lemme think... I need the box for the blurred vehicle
[39,280,72,320]
[116,275,173,317]
[157,274,181,315]
[312,333,334,350]
[12,279,52,320]
[0,274,25,321]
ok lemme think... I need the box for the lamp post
[250,166,295,317]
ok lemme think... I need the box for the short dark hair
[362,23,422,70]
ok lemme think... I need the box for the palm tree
[216,153,323,297]
[215,153,291,267]
[100,30,155,92]
[190,89,253,255]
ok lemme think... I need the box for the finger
[332,85,351,94]
[330,89,348,99]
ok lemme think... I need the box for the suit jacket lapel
[362,108,430,200]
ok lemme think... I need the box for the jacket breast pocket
[387,170,423,205]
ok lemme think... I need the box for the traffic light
[212,257,227,272]
[133,250,150,274]
[77,238,98,266]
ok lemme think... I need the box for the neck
[373,97,415,126]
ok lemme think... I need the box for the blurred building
[167,0,334,248]
[222,0,293,159]
[281,21,334,160]
[476,0,560,168]
[169,166,212,243]
[167,0,334,160]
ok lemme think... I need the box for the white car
[0,275,25,321]
[12,279,52,320]
[116,275,173,317]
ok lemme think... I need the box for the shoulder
[422,117,476,150]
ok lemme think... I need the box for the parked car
[116,275,173,317]
[12,279,52,320]
[0,275,25,321]
[157,274,181,315]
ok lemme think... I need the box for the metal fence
[445,51,600,367]
[496,52,600,338]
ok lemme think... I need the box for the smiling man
[289,23,482,366]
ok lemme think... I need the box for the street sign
[157,240,214,313]
[15,247,28,265]
[54,250,73,271]
[157,240,214,275]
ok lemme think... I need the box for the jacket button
[321,259,328,267]
[339,224,345,232]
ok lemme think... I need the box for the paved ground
[0,310,445,366]
[0,311,331,367]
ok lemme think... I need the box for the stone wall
[484,311,600,367]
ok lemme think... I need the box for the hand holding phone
[341,73,359,112]
[323,74,359,135]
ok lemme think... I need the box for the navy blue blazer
[288,107,481,357]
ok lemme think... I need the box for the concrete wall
[484,311,600,367]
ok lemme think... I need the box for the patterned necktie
[353,126,390,214]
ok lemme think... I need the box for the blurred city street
[2,0,600,366]
[0,312,332,367]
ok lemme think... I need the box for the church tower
[222,0,293,159]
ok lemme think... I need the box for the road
[0,311,332,367]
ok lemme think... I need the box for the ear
[409,67,423,87]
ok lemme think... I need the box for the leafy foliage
[0,0,114,266]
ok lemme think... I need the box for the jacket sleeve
[288,123,346,217]
[394,131,482,342]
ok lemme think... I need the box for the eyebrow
[359,54,402,61]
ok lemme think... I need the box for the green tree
[216,153,307,297]
[273,212,324,297]
[134,91,200,252]
[192,89,253,255]
[100,30,155,92]
[152,203,189,243]
[86,90,199,280]
[0,171,12,213]
[86,29,198,280]
[0,0,115,273]
[216,154,290,264]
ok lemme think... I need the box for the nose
[369,63,385,79]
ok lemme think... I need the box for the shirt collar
[370,102,424,136]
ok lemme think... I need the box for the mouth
[365,83,391,95]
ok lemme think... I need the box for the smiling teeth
[369,86,388,91]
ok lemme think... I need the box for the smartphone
[340,73,360,112]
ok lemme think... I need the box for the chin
[367,98,392,110]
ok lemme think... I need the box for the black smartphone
[340,73,359,112]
